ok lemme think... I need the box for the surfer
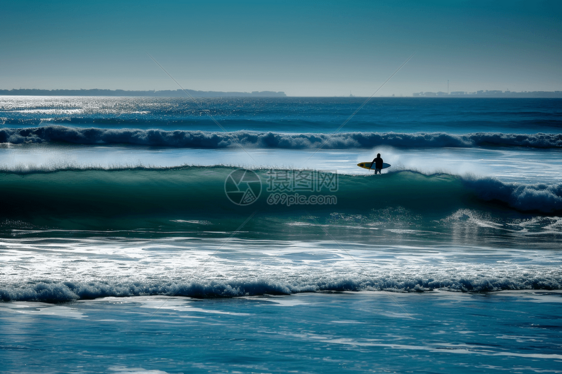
[372,153,383,174]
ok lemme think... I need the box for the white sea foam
[1,236,561,302]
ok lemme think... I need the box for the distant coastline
[412,90,562,98]
[0,88,286,98]
[1,88,560,98]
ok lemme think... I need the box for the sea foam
[1,274,561,302]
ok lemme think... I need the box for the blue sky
[1,0,561,96]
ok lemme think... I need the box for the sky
[1,0,561,96]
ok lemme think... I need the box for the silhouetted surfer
[372,153,383,174]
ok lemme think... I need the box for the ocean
[1,96,561,373]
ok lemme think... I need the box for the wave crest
[1,126,561,149]
[1,274,560,302]
[463,177,562,212]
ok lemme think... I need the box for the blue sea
[1,96,561,373]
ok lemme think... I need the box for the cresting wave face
[1,126,562,148]
[0,167,561,232]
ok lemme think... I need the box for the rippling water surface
[1,97,561,373]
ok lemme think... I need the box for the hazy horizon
[2,87,562,98]
[1,0,561,96]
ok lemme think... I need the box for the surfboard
[357,162,391,170]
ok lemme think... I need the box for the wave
[1,273,560,302]
[0,167,560,232]
[463,176,562,213]
[1,126,562,149]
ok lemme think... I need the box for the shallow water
[1,292,562,373]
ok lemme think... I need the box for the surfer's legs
[375,168,381,175]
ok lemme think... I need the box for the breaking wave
[1,273,561,302]
[1,126,562,149]
[463,176,562,213]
